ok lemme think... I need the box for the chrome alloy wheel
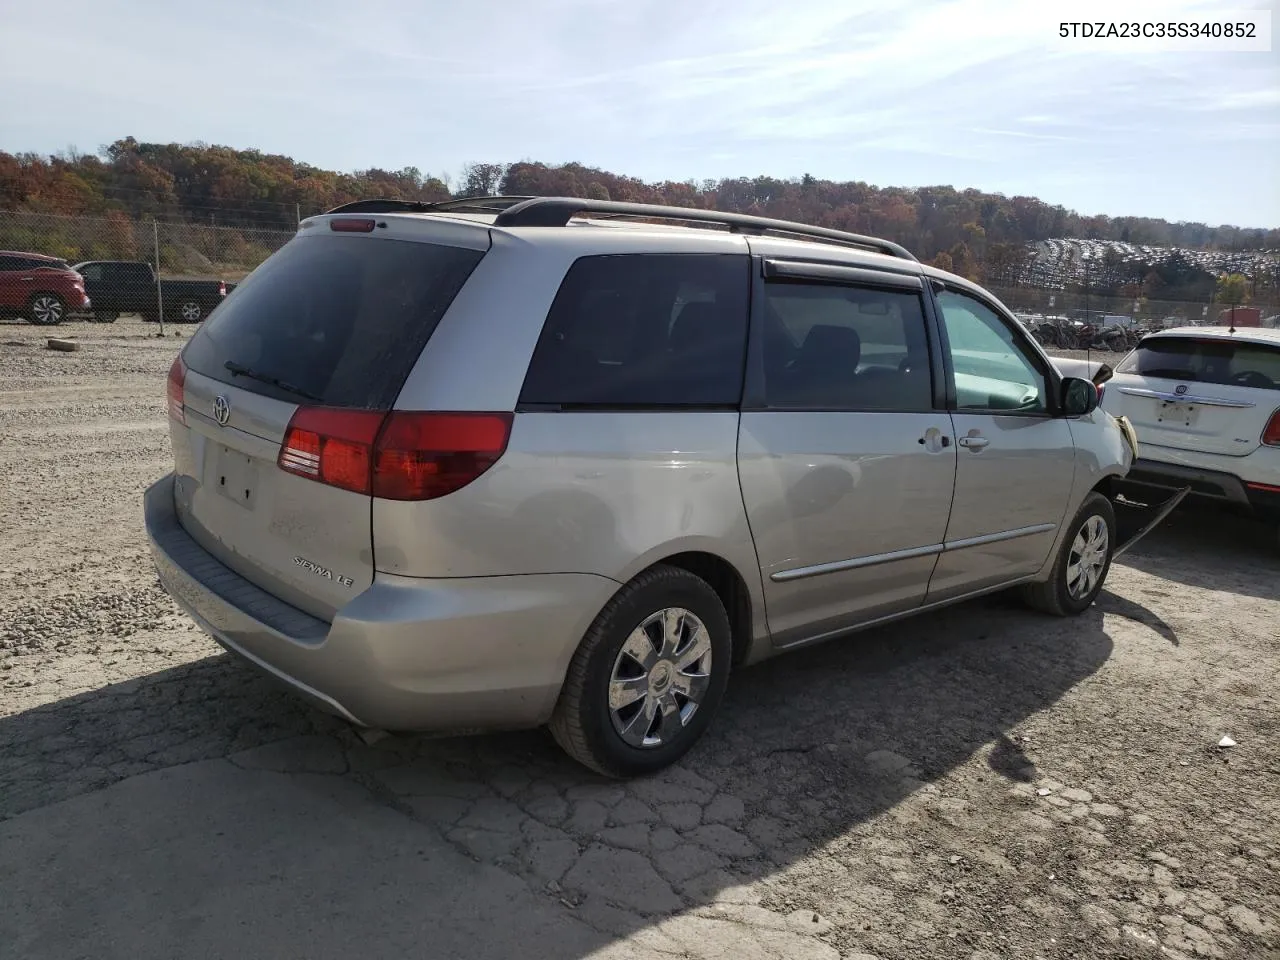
[1066,514,1109,599]
[608,607,712,748]
[31,295,64,324]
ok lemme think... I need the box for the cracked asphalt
[2,319,1278,960]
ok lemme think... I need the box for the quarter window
[520,254,750,407]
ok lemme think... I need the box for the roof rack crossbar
[491,197,917,261]
[323,196,535,216]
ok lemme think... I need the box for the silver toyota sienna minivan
[145,196,1134,777]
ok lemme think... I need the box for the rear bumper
[1119,457,1280,518]
[144,474,618,731]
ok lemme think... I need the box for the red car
[0,250,92,325]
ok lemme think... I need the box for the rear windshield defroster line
[181,234,485,409]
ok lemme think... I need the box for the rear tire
[94,311,119,324]
[550,565,732,778]
[27,293,66,326]
[1022,492,1116,616]
[175,299,204,323]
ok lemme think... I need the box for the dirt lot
[2,318,1278,960]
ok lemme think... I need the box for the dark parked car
[72,260,234,323]
[0,251,92,325]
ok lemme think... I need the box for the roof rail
[324,196,534,215]
[491,197,917,261]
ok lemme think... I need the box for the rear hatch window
[1118,337,1280,390]
[183,234,485,409]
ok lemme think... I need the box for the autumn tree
[1216,272,1249,305]
[983,242,1028,285]
[458,162,508,198]
[1,143,1276,272]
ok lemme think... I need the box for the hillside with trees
[1,140,1276,303]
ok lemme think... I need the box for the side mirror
[1061,377,1099,417]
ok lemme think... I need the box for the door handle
[20,276,34,281]
[958,435,989,450]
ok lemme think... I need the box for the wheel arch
[609,545,767,668]
[1033,465,1128,583]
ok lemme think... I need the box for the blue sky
[1,0,1276,227]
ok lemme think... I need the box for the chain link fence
[991,282,1280,354]
[2,207,1276,345]
[990,237,1280,353]
[0,210,294,328]
[0,211,294,280]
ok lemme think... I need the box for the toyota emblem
[212,395,231,426]
[1174,384,1188,396]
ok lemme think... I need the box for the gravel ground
[2,318,1278,960]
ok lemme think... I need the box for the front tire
[550,565,732,778]
[27,294,66,326]
[1022,492,1116,616]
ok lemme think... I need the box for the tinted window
[108,262,152,282]
[520,254,749,407]
[0,256,19,271]
[31,258,69,271]
[78,263,103,281]
[1117,337,1280,390]
[936,290,1048,413]
[761,281,933,411]
[182,235,484,408]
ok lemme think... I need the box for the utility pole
[153,219,165,337]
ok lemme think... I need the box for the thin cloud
[0,0,1273,225]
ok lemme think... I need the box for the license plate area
[1156,400,1196,427]
[208,443,259,510]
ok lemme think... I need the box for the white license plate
[1156,401,1196,426]
[208,444,259,509]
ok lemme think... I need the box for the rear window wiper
[223,360,322,402]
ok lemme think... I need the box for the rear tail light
[374,412,513,500]
[278,409,512,500]
[1263,408,1280,447]
[278,408,382,494]
[167,356,186,424]
[218,281,227,297]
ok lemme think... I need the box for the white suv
[1102,326,1280,543]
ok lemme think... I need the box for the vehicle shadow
[0,593,1124,959]
[1095,588,1178,645]
[1116,502,1278,602]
